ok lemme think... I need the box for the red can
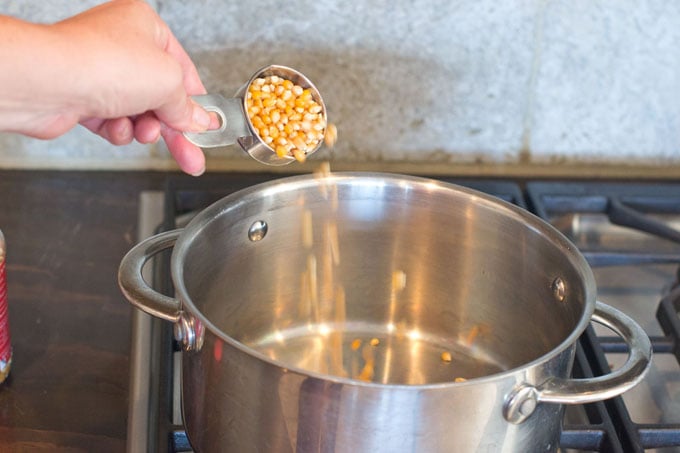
[0,229,11,384]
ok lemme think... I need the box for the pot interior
[177,174,594,385]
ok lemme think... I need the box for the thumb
[155,93,212,133]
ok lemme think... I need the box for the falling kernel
[370,338,380,347]
[351,339,362,351]
[465,325,480,346]
[441,351,452,362]
[324,123,338,148]
[293,149,307,163]
[392,270,407,291]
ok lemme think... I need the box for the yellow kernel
[324,123,337,147]
[246,74,329,163]
[370,338,380,347]
[351,339,362,351]
[300,89,312,101]
[293,149,306,163]
[392,269,406,291]
[454,377,467,383]
[292,137,307,151]
[441,351,452,362]
[275,145,288,158]
[302,209,313,248]
[466,325,480,346]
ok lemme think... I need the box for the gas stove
[127,173,680,453]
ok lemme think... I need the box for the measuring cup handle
[183,95,249,148]
[118,229,182,322]
[503,301,652,424]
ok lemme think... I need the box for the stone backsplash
[1,0,678,176]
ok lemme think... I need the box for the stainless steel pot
[119,173,651,453]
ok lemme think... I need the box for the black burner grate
[528,181,680,452]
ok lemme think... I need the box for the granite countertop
[0,170,169,451]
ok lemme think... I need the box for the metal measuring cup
[184,65,327,166]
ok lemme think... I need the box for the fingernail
[190,164,206,177]
[192,104,211,130]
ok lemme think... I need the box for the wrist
[0,16,89,137]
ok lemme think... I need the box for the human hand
[0,0,214,175]
[64,0,217,176]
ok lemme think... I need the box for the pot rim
[171,172,598,389]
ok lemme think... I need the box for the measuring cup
[184,65,327,166]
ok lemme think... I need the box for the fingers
[152,83,212,133]
[80,117,134,145]
[162,31,207,96]
[151,21,211,132]
[161,123,206,176]
[132,112,161,144]
[81,114,207,176]
[82,114,160,145]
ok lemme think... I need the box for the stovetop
[128,173,680,453]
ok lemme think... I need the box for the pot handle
[118,229,182,323]
[503,301,652,424]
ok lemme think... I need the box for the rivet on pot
[552,277,566,302]
[173,313,205,352]
[503,385,539,424]
[248,220,268,242]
